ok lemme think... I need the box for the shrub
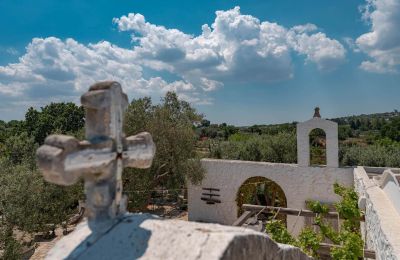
[340,144,400,167]
[210,132,297,163]
[265,183,363,259]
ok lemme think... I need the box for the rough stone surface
[354,167,400,260]
[297,117,338,167]
[189,159,353,235]
[46,214,312,260]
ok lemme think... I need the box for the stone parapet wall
[46,214,312,260]
[354,167,400,260]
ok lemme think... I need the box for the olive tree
[210,132,297,163]
[123,92,204,210]
[25,103,84,144]
[0,160,82,235]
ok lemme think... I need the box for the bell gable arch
[297,117,338,167]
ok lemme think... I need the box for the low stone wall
[189,159,353,235]
[354,167,400,260]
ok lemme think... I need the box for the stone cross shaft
[36,81,155,227]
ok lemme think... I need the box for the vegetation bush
[0,160,82,234]
[210,132,297,163]
[0,224,22,260]
[341,144,400,167]
[265,183,363,259]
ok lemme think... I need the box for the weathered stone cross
[36,81,155,229]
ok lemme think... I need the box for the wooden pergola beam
[232,211,255,226]
[242,204,365,221]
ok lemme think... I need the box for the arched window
[309,128,327,166]
[236,176,287,224]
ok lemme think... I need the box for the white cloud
[199,78,223,91]
[356,0,400,73]
[343,37,361,52]
[0,37,142,95]
[287,30,346,70]
[0,7,346,119]
[0,37,201,118]
[113,7,345,80]
[114,6,346,81]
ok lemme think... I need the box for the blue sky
[0,0,399,125]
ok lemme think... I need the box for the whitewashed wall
[189,159,353,235]
[354,167,400,260]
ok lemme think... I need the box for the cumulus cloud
[287,28,346,70]
[0,7,346,119]
[356,0,400,73]
[0,37,198,118]
[114,7,346,83]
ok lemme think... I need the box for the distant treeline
[196,110,400,167]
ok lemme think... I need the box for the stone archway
[236,176,287,224]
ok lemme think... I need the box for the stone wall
[189,159,353,235]
[354,167,400,260]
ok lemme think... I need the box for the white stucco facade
[189,159,353,235]
[297,117,339,168]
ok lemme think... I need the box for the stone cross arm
[36,131,155,186]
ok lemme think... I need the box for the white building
[189,110,400,259]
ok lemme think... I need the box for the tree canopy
[25,102,84,144]
[123,92,204,209]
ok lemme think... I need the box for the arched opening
[309,128,327,166]
[236,176,287,224]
